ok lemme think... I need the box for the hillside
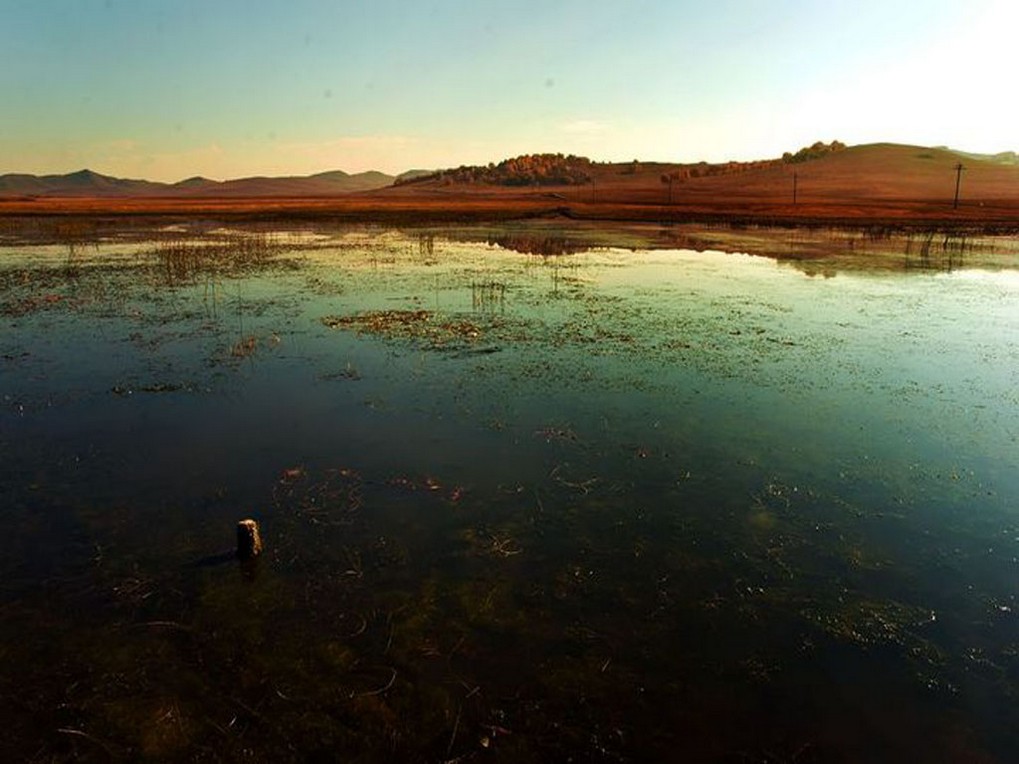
[1,143,1017,227]
[0,168,397,198]
[0,169,166,197]
[380,142,1019,213]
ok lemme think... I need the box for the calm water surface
[1,222,1018,761]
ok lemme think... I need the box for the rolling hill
[363,142,1019,226]
[0,168,398,198]
[1,143,1016,226]
[385,143,1019,205]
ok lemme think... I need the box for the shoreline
[1,194,1018,233]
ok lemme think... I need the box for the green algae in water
[1,221,1019,761]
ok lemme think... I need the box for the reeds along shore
[1,194,1018,234]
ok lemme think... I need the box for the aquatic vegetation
[230,334,258,357]
[152,230,293,284]
[470,280,506,312]
[1,221,1018,760]
[321,309,489,351]
[320,361,362,382]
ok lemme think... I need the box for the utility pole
[793,172,798,205]
[661,174,675,204]
[953,163,965,209]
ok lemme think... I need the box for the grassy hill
[382,143,1019,216]
[2,143,1016,226]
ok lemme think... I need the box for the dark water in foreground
[1,222,1018,762]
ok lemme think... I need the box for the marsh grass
[152,230,292,284]
[471,280,506,313]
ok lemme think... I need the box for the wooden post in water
[236,519,263,560]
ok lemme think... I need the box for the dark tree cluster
[782,140,847,164]
[396,154,593,187]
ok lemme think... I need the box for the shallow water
[1,222,1018,761]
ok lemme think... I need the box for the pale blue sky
[1,0,1014,180]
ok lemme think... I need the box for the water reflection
[1,221,1018,761]
[486,233,593,256]
[422,219,1019,278]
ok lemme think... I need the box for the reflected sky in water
[1,223,1018,761]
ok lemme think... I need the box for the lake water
[2,221,1018,761]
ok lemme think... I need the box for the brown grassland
[2,143,1017,230]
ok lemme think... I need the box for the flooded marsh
[2,220,1019,761]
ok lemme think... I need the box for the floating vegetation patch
[0,291,66,317]
[320,362,363,382]
[110,381,194,395]
[230,335,258,358]
[273,465,364,527]
[805,598,939,652]
[321,309,494,351]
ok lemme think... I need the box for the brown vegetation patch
[230,335,257,357]
[321,310,486,349]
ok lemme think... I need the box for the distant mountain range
[0,168,433,198]
[1,144,1015,200]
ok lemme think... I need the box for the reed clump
[153,231,288,283]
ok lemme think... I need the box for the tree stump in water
[236,519,263,560]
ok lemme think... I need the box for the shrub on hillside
[395,154,593,186]
[782,141,847,164]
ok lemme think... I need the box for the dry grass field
[1,144,1016,229]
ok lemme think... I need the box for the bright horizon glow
[2,0,1016,182]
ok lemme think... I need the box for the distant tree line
[659,141,848,191]
[396,153,593,187]
[397,142,847,190]
[782,140,847,164]
[667,140,848,183]
[668,158,780,180]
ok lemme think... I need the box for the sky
[1,0,1016,181]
